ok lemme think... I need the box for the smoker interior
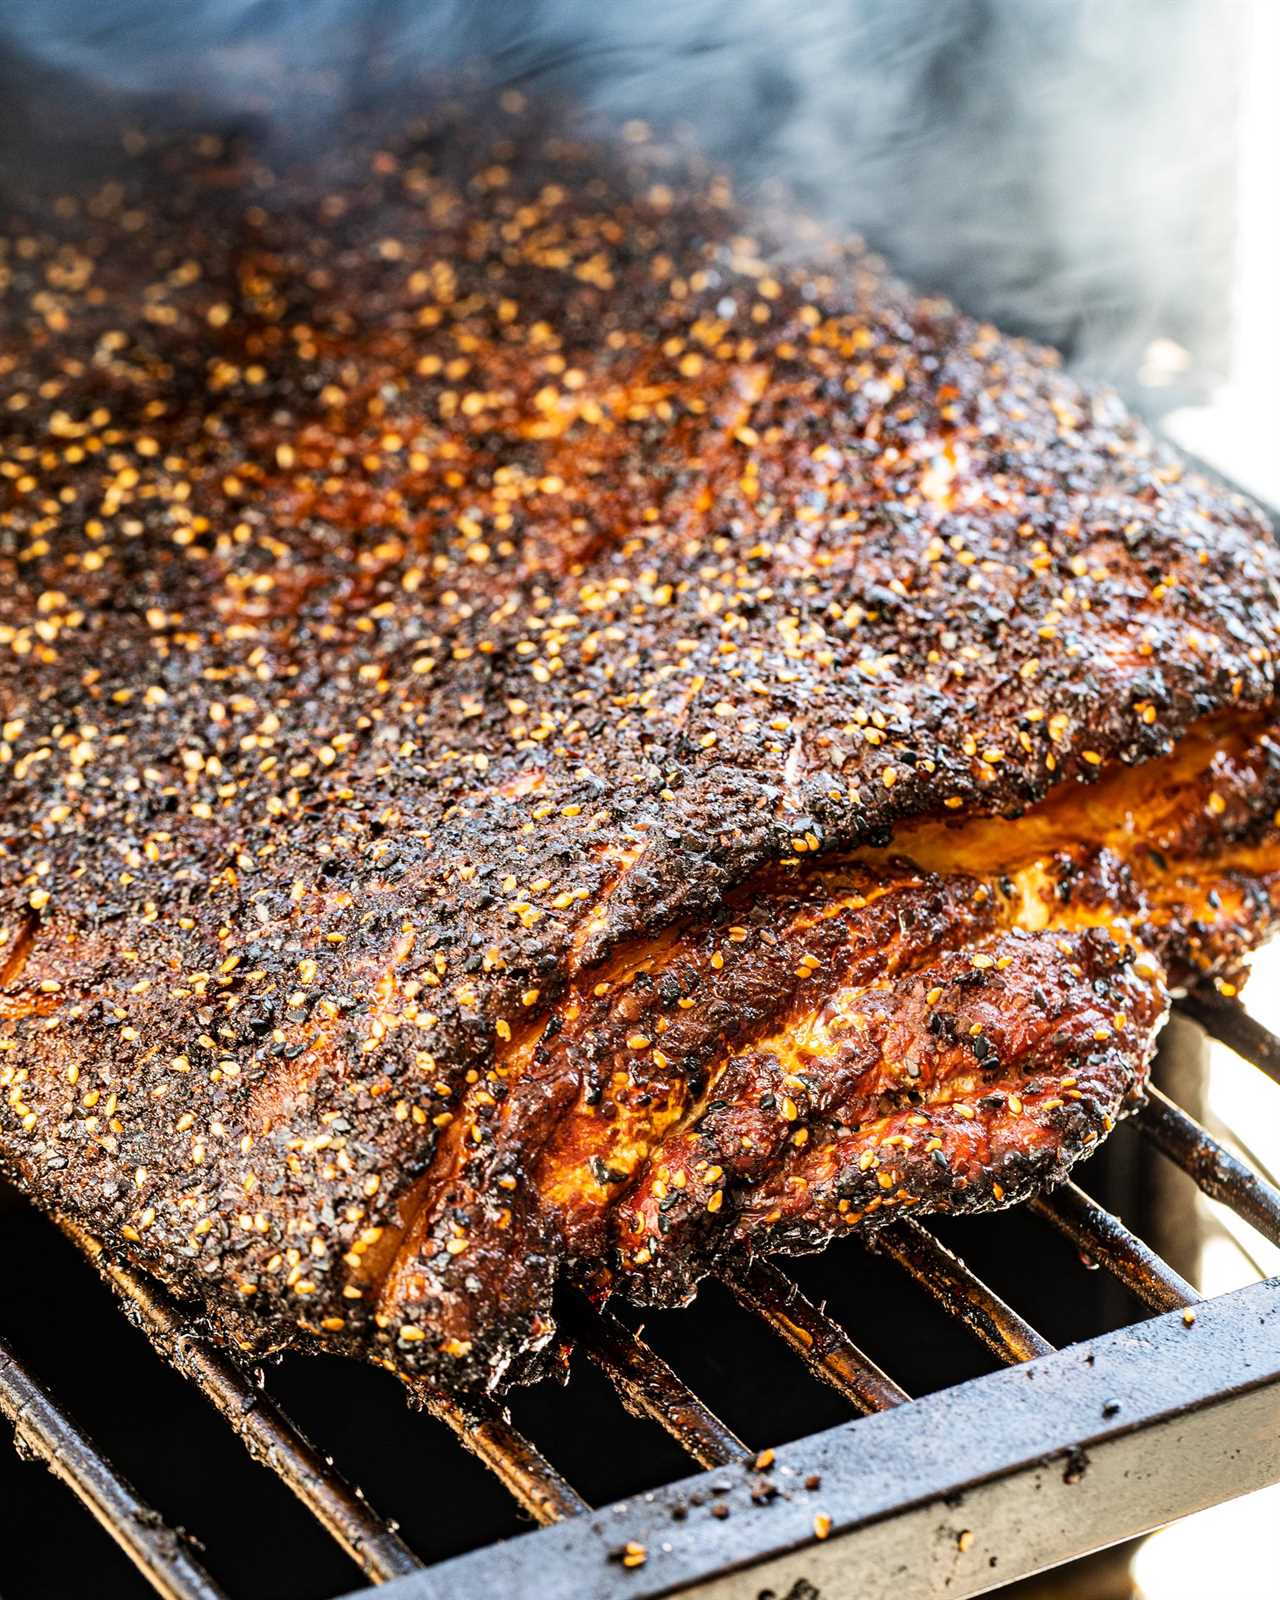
[0,18,1272,1598]
[3,997,1280,1600]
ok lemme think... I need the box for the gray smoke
[0,0,1239,397]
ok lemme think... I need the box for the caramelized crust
[2,96,1280,1390]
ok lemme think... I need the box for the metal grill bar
[408,1388,588,1524]
[66,1212,583,1536]
[64,1220,423,1583]
[1138,1086,1280,1249]
[0,1334,226,1600]
[1177,989,1280,1086]
[400,1278,1280,1600]
[875,1220,1054,1363]
[722,1259,909,1413]
[569,1300,748,1468]
[1030,1182,1200,1313]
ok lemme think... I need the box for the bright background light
[1130,937,1280,1598]
[1162,0,1280,508]
[1127,6,1280,1593]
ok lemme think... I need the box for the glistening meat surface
[2,97,1280,1392]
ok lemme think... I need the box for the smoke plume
[0,0,1239,395]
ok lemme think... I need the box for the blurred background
[1,0,1274,453]
[0,2,1276,1596]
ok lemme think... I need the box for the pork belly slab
[3,99,1280,1391]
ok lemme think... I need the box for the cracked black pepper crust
[1,94,1279,1391]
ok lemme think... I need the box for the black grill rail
[0,1334,228,1600]
[4,993,1280,1600]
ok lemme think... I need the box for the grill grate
[871,1218,1053,1365]
[57,1216,423,1582]
[1029,1181,1200,1312]
[4,995,1280,1599]
[1137,1080,1280,1248]
[0,1334,228,1600]
[569,1298,749,1468]
[723,1256,912,1410]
